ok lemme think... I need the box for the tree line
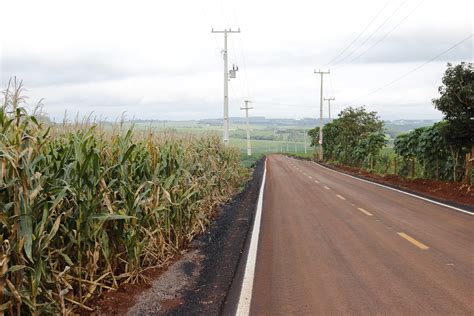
[308,106,386,169]
[309,62,473,184]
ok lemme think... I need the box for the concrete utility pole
[314,69,330,161]
[241,100,253,156]
[212,28,240,146]
[324,97,335,121]
[304,129,307,154]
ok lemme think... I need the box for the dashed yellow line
[357,207,373,216]
[397,232,429,250]
[336,194,346,200]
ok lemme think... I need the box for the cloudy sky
[1,0,472,121]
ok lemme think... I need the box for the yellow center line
[336,194,346,200]
[397,232,429,250]
[357,207,373,216]
[323,186,330,190]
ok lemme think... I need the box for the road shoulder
[312,161,474,213]
[151,158,265,315]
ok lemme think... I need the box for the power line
[229,24,245,96]
[344,0,425,66]
[237,33,252,99]
[348,34,473,104]
[199,3,224,58]
[323,1,390,68]
[212,0,251,102]
[328,75,336,99]
[331,1,406,67]
[229,34,247,101]
[228,0,252,99]
[257,103,314,109]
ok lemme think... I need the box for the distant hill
[130,117,438,137]
[198,117,322,126]
[384,120,438,137]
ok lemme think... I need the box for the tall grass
[0,79,246,314]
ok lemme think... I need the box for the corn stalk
[0,80,246,314]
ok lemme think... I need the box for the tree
[432,62,474,183]
[394,122,461,181]
[394,130,422,178]
[308,127,320,148]
[416,123,449,179]
[355,132,387,170]
[308,106,386,167]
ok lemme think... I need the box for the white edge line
[311,161,473,216]
[236,158,267,315]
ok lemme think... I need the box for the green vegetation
[308,106,387,170]
[0,81,246,314]
[285,151,314,160]
[307,62,473,184]
[113,118,430,163]
[239,153,263,168]
[394,122,451,180]
[127,122,315,163]
[394,62,473,183]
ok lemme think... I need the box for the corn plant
[0,80,246,314]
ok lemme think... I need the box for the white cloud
[1,0,472,121]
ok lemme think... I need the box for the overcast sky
[1,0,472,121]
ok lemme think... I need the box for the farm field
[118,120,316,161]
[0,84,247,314]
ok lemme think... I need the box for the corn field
[0,80,246,314]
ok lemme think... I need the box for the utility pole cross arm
[211,28,241,33]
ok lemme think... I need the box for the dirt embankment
[92,159,264,315]
[324,162,474,209]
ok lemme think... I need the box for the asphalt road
[240,155,473,315]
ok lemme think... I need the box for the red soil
[86,256,179,315]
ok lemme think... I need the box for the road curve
[241,155,473,315]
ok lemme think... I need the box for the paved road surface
[244,155,473,315]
